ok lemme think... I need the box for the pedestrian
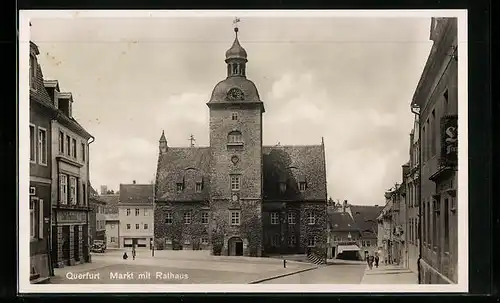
[375,254,379,268]
[122,252,128,260]
[368,255,374,270]
[366,254,371,268]
[132,247,136,260]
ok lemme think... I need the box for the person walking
[123,252,128,260]
[132,247,136,260]
[375,253,380,268]
[368,255,374,270]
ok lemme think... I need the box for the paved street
[260,263,366,284]
[50,249,315,284]
[360,264,418,284]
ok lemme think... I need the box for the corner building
[154,27,328,257]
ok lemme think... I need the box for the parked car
[91,240,106,253]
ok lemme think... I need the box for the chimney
[133,180,136,184]
[375,204,379,207]
[343,200,347,212]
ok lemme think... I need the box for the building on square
[29,41,53,283]
[411,17,458,284]
[89,184,107,244]
[154,26,328,258]
[118,182,154,248]
[326,210,361,260]
[350,205,384,259]
[43,77,93,268]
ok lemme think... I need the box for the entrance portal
[228,237,244,256]
[73,225,80,262]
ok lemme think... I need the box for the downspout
[86,135,95,262]
[50,112,61,275]
[411,106,421,283]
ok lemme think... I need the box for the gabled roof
[351,205,384,235]
[156,147,211,202]
[120,184,154,205]
[328,212,359,231]
[262,145,327,201]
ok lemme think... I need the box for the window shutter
[38,199,44,239]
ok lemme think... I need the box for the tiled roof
[262,145,327,201]
[351,205,384,235]
[30,43,53,107]
[119,184,154,205]
[328,212,359,231]
[99,194,120,214]
[156,147,211,202]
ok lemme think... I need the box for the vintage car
[91,240,106,253]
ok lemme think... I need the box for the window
[69,176,77,205]
[126,208,131,216]
[308,236,317,247]
[72,138,77,158]
[59,174,67,204]
[111,237,116,243]
[176,183,184,192]
[366,240,371,247]
[30,199,36,239]
[299,182,306,191]
[81,143,86,161]
[29,55,36,89]
[82,183,86,206]
[30,125,36,162]
[288,235,296,246]
[230,211,240,226]
[184,239,191,245]
[422,125,426,161]
[231,112,238,120]
[444,198,449,253]
[66,135,71,156]
[202,212,209,224]
[307,211,315,225]
[126,224,131,230]
[184,212,192,224]
[144,210,149,216]
[431,110,436,156]
[270,212,280,225]
[165,212,172,224]
[135,224,139,230]
[427,200,431,246]
[230,175,240,191]
[38,128,47,165]
[271,234,280,247]
[165,239,172,245]
[144,224,149,230]
[433,198,441,250]
[201,237,209,245]
[195,183,202,193]
[59,131,64,154]
[227,131,242,143]
[279,182,286,193]
[135,208,140,216]
[288,212,296,225]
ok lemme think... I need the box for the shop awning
[337,244,361,254]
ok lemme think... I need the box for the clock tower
[207,24,265,256]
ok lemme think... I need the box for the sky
[30,15,433,205]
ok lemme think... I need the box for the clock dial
[227,88,244,101]
[232,194,238,201]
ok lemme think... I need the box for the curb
[248,266,319,284]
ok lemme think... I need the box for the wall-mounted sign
[30,187,36,196]
[57,210,87,223]
[440,115,458,167]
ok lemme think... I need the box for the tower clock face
[227,88,244,101]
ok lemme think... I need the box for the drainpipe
[410,105,421,283]
[86,135,95,262]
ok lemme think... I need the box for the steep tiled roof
[328,212,359,231]
[99,194,120,214]
[30,42,53,107]
[262,145,327,201]
[120,184,154,205]
[155,147,211,202]
[351,205,384,236]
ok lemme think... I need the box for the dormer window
[59,97,70,116]
[29,55,37,90]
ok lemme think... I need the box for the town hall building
[154,25,328,258]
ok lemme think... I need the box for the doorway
[62,226,70,264]
[132,238,138,249]
[73,225,80,262]
[228,237,244,256]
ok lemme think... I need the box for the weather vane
[233,17,241,33]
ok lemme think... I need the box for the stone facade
[411,17,458,284]
[154,27,328,257]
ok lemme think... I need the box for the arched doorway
[228,237,243,256]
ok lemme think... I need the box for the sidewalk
[360,264,418,284]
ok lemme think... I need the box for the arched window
[227,131,242,143]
